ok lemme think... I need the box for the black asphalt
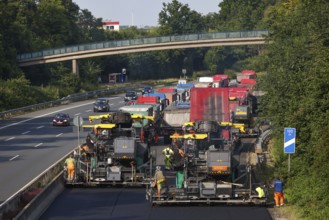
[40,188,272,220]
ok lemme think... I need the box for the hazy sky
[73,0,222,27]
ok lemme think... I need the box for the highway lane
[40,188,272,220]
[0,91,274,219]
[0,95,126,203]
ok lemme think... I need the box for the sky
[73,0,222,27]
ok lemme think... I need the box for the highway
[40,188,272,220]
[0,94,125,204]
[0,92,273,219]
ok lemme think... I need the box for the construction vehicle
[64,112,153,186]
[160,102,190,144]
[119,104,160,145]
[145,120,267,205]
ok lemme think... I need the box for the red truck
[212,74,229,88]
[156,87,178,105]
[236,70,257,83]
[190,87,230,122]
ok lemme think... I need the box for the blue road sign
[284,128,296,154]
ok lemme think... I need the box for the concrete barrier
[14,172,65,220]
[255,129,272,154]
[0,153,70,219]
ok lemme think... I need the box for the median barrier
[0,152,71,219]
[13,172,65,220]
[0,85,142,120]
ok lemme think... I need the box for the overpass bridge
[17,30,268,74]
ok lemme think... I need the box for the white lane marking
[118,101,124,104]
[110,104,114,106]
[74,113,81,116]
[86,110,92,112]
[0,147,82,207]
[0,97,121,131]
[56,133,63,137]
[5,137,15,141]
[21,131,31,135]
[9,155,19,161]
[36,125,44,129]
[35,143,43,147]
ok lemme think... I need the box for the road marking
[36,125,44,129]
[118,101,124,104]
[0,97,121,131]
[110,104,114,106]
[21,131,31,135]
[9,155,19,161]
[74,113,81,116]
[56,133,63,137]
[34,143,43,147]
[86,110,92,112]
[5,137,15,141]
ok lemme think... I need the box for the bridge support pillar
[72,59,79,77]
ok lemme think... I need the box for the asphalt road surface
[0,95,125,203]
[40,188,272,220]
[0,91,273,220]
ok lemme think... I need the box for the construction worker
[153,166,166,197]
[90,153,97,176]
[162,145,173,170]
[64,154,76,182]
[256,185,265,198]
[80,144,90,161]
[172,132,183,148]
[273,177,284,207]
[172,144,184,188]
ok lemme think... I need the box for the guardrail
[0,84,145,218]
[0,151,71,220]
[255,129,272,166]
[0,85,142,120]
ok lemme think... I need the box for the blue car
[142,86,153,94]
[93,98,110,112]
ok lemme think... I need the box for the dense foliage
[259,0,329,218]
[1,1,328,217]
[1,0,272,112]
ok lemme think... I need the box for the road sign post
[284,128,296,174]
[73,116,84,152]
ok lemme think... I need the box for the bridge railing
[17,30,268,61]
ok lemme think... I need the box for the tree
[158,0,204,35]
[259,0,329,218]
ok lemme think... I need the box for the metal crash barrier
[0,85,142,120]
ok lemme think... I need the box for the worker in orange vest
[80,144,90,161]
[64,154,76,182]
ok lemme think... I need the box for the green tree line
[0,0,267,111]
[1,1,329,218]
[258,0,329,218]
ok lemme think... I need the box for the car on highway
[142,86,153,95]
[93,98,110,112]
[124,91,138,102]
[52,113,71,126]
